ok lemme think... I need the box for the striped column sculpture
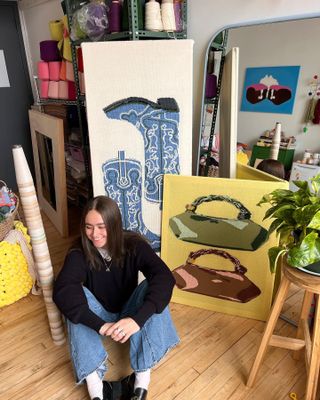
[12,145,65,345]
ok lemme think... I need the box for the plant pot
[297,260,320,276]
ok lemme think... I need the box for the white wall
[20,0,320,169]
[226,18,320,160]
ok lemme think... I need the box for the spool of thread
[65,61,75,82]
[173,0,183,32]
[205,74,217,98]
[40,40,61,62]
[39,80,49,99]
[49,20,64,41]
[58,80,68,99]
[109,0,122,33]
[77,47,84,73]
[78,71,86,94]
[161,0,176,31]
[48,61,61,81]
[48,81,59,99]
[303,150,312,163]
[61,15,72,62]
[59,60,66,80]
[37,61,49,80]
[270,122,281,160]
[145,0,163,32]
[68,81,77,100]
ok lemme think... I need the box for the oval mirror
[198,16,320,178]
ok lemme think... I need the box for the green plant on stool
[258,173,320,273]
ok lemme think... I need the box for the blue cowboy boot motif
[102,150,161,251]
[104,97,180,206]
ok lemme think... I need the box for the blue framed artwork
[240,66,300,114]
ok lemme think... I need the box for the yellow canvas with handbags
[172,248,261,303]
[169,194,268,251]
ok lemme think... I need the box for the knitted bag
[0,181,19,241]
[0,222,35,307]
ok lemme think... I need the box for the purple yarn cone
[109,0,122,33]
[174,1,183,32]
[205,74,217,98]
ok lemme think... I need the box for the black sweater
[53,239,175,333]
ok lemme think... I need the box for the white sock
[134,369,151,391]
[86,370,103,400]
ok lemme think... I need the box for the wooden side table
[247,261,320,400]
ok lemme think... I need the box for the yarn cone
[12,145,65,345]
[270,122,281,160]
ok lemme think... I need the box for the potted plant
[258,173,320,273]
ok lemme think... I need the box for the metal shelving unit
[63,0,187,204]
[198,30,228,177]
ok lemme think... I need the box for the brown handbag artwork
[172,248,261,303]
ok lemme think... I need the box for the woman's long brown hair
[80,196,143,270]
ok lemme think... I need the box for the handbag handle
[185,194,251,221]
[187,248,247,275]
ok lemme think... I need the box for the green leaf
[293,188,312,206]
[293,204,320,227]
[287,232,320,267]
[268,247,286,273]
[257,189,294,207]
[263,204,279,220]
[307,210,320,230]
[277,226,295,245]
[311,174,320,194]
[273,205,296,224]
[268,218,283,236]
[292,179,309,191]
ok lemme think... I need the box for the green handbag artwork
[169,194,268,251]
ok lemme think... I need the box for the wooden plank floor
[0,209,310,399]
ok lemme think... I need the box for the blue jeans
[66,280,180,383]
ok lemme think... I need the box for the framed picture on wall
[240,65,300,114]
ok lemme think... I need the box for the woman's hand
[99,322,114,336]
[103,318,140,343]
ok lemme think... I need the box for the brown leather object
[172,249,261,303]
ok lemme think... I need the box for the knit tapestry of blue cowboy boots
[82,40,193,251]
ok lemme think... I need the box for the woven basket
[0,194,19,242]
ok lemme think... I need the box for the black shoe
[131,388,148,400]
[121,373,135,399]
[102,380,113,400]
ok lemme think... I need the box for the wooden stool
[247,261,320,400]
